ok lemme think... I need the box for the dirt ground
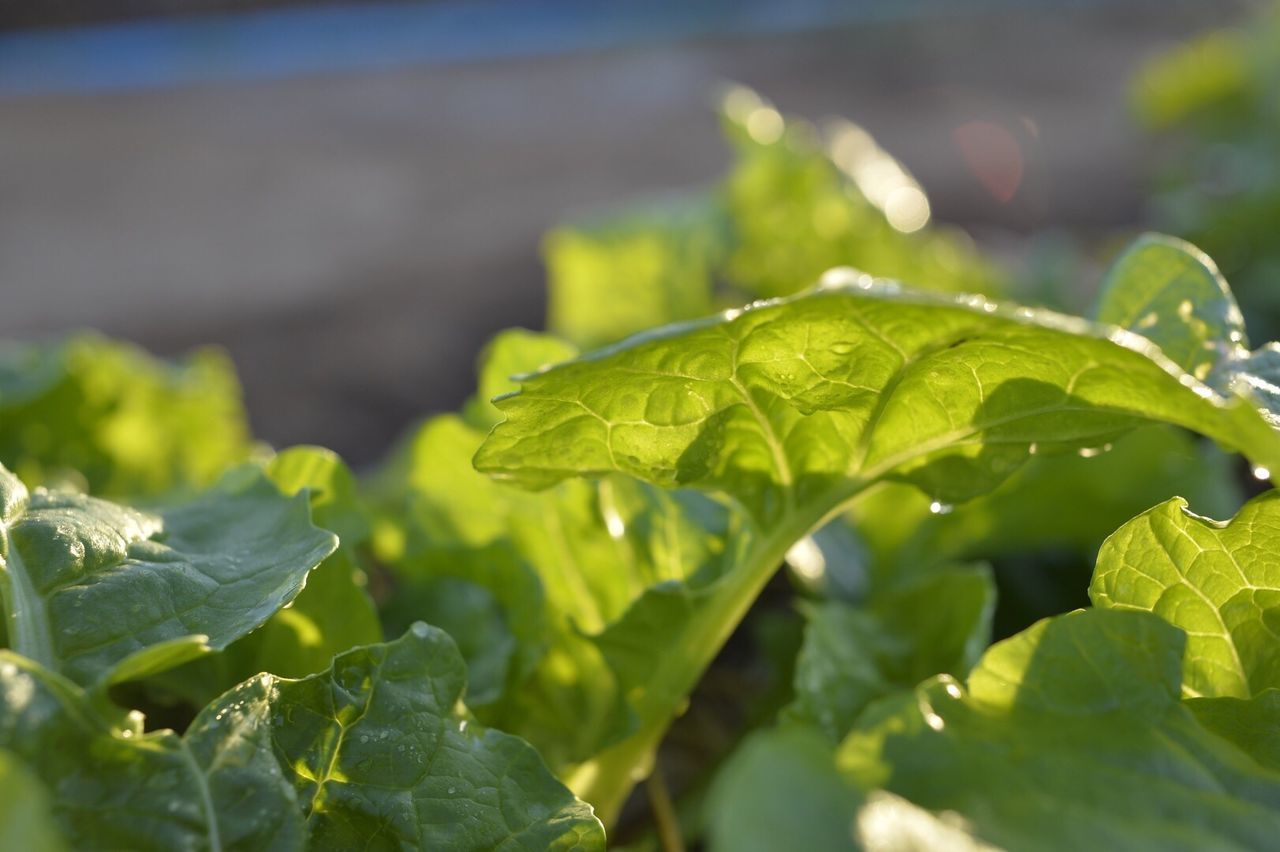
[0,3,1246,464]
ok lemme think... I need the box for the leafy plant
[5,85,1280,850]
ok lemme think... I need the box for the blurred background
[0,0,1257,465]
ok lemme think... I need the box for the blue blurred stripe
[0,0,961,97]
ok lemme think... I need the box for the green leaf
[1094,233,1246,382]
[477,279,1279,525]
[266,445,371,549]
[0,335,252,499]
[147,448,383,709]
[1225,344,1280,428]
[705,725,997,852]
[705,725,861,852]
[854,424,1240,584]
[0,651,305,851]
[537,86,1001,352]
[465,330,582,429]
[477,275,1280,820]
[786,566,994,742]
[1188,690,1280,773]
[388,413,734,771]
[1090,491,1280,698]
[381,576,517,707]
[718,87,1001,301]
[545,201,725,350]
[199,624,605,850]
[0,750,66,852]
[840,609,1280,850]
[257,447,381,677]
[0,462,336,687]
[379,331,748,828]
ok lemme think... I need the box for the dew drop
[410,622,431,639]
[928,501,953,515]
[1254,466,1272,482]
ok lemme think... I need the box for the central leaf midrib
[0,540,56,670]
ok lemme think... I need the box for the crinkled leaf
[1090,491,1280,698]
[840,609,1280,850]
[0,463,336,687]
[478,278,1280,526]
[0,652,305,851]
[786,566,994,742]
[0,750,66,852]
[0,335,251,499]
[199,624,605,851]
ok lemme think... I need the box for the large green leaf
[1091,491,1280,699]
[199,624,605,850]
[478,278,1279,522]
[0,651,305,851]
[839,609,1280,850]
[786,566,994,742]
[476,268,1280,820]
[0,463,336,687]
[0,335,251,499]
[1090,490,1280,774]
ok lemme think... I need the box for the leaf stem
[569,481,862,826]
[0,541,56,670]
[646,765,685,852]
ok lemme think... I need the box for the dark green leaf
[0,652,305,851]
[0,463,336,687]
[786,566,994,742]
[199,625,605,851]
